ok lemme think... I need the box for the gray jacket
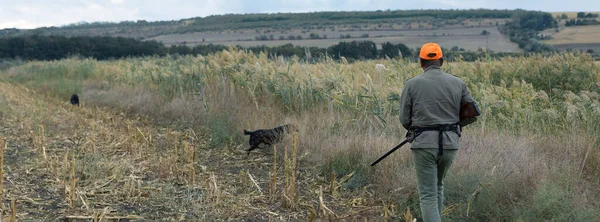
[399,66,475,149]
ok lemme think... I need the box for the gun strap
[410,123,460,156]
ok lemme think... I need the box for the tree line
[577,12,599,18]
[0,35,166,60]
[1,9,545,38]
[167,41,412,61]
[565,19,600,26]
[0,35,537,63]
[501,11,557,52]
[180,9,520,33]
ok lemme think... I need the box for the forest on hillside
[0,9,547,38]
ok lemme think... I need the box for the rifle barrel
[370,139,409,166]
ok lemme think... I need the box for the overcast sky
[1,0,598,29]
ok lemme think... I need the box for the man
[399,42,477,222]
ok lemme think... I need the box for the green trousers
[411,149,457,222]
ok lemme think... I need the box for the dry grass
[0,82,394,220]
[543,25,600,45]
[551,12,600,19]
[1,50,599,220]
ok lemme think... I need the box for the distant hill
[0,9,523,39]
[0,20,187,39]
[0,9,567,54]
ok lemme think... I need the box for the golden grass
[551,12,600,19]
[69,153,75,208]
[0,137,4,215]
[1,50,599,220]
[0,83,201,219]
[283,132,298,208]
[543,25,600,45]
[270,145,277,202]
[9,198,16,222]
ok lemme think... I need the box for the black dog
[244,124,298,155]
[70,94,79,106]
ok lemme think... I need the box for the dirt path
[0,83,390,221]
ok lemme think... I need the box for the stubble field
[0,50,599,221]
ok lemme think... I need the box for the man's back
[400,66,473,149]
[400,42,477,222]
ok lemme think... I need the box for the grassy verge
[2,50,599,220]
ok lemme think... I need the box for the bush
[443,173,512,221]
[0,59,24,70]
[207,114,243,148]
[322,149,373,190]
[514,182,598,221]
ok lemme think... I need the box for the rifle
[371,102,481,166]
[370,138,410,166]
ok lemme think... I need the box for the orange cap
[420,43,443,60]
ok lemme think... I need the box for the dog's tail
[244,130,252,135]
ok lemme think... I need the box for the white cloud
[110,0,125,4]
[0,20,54,29]
[0,1,142,29]
[11,6,43,14]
